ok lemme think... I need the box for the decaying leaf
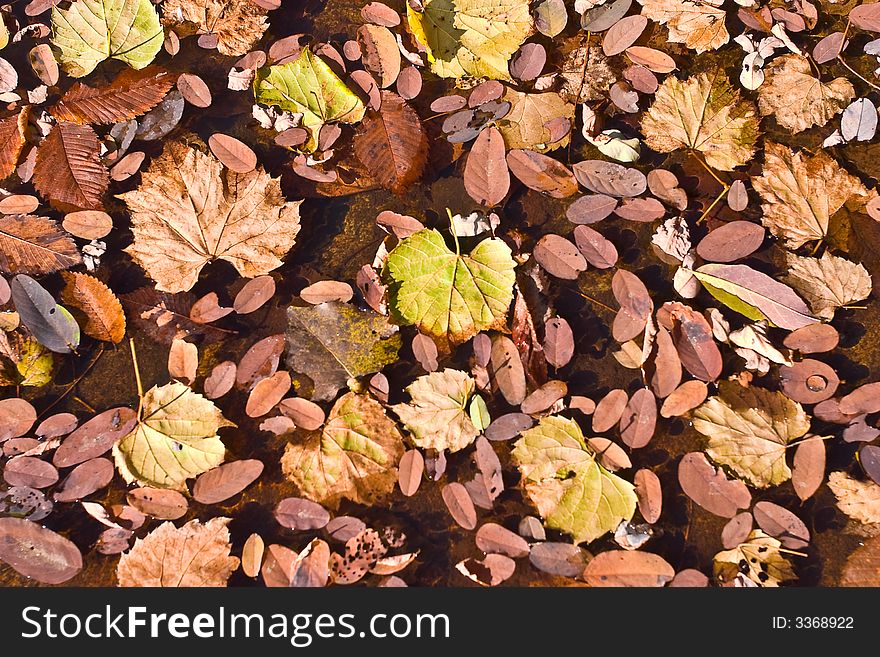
[113,382,233,490]
[281,392,406,509]
[752,142,870,249]
[713,530,797,587]
[512,415,637,544]
[692,382,810,488]
[383,229,516,349]
[406,0,533,81]
[119,137,301,292]
[117,517,239,586]
[758,55,854,133]
[637,0,728,54]
[641,71,759,171]
[34,122,109,211]
[0,215,81,275]
[828,471,880,525]
[163,0,268,57]
[0,108,28,181]
[784,252,872,320]
[497,88,574,152]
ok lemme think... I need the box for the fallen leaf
[582,550,675,586]
[117,517,239,586]
[528,541,588,577]
[792,435,826,501]
[281,392,406,509]
[757,54,854,133]
[841,535,880,586]
[162,0,268,57]
[506,149,578,198]
[0,108,28,181]
[126,487,188,519]
[753,501,810,549]
[641,71,759,171]
[398,449,424,497]
[274,497,330,531]
[442,481,477,529]
[678,451,751,517]
[713,530,796,587]
[11,274,81,354]
[0,517,82,583]
[357,24,401,88]
[497,89,574,152]
[0,215,81,276]
[456,553,515,585]
[692,382,810,488]
[34,122,108,210]
[634,468,662,523]
[783,252,872,320]
[465,126,509,206]
[637,0,728,53]
[828,471,880,524]
[696,221,765,263]
[60,271,125,343]
[476,522,530,558]
[119,137,301,292]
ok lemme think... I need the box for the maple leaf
[692,381,810,488]
[713,530,797,587]
[281,392,406,509]
[113,382,233,490]
[393,369,480,453]
[0,215,81,275]
[117,517,239,586]
[406,0,533,81]
[828,472,880,525]
[757,54,854,134]
[637,0,728,54]
[497,89,574,153]
[163,0,269,57]
[33,122,109,211]
[640,71,759,171]
[60,272,126,343]
[119,137,301,293]
[512,415,637,545]
[752,142,870,249]
[0,107,28,181]
[784,252,872,320]
[50,66,176,125]
[51,0,163,78]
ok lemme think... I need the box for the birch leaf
[383,228,516,349]
[512,415,637,545]
[636,0,728,54]
[640,71,759,171]
[393,369,478,453]
[784,252,872,320]
[406,0,533,81]
[758,55,854,134]
[117,517,239,587]
[281,392,406,509]
[113,382,233,490]
[51,0,163,78]
[253,48,365,152]
[692,382,810,488]
[119,137,301,293]
[752,142,870,249]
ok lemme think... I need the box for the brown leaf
[177,73,212,108]
[0,215,81,275]
[840,382,880,415]
[242,533,264,578]
[0,517,82,584]
[60,271,126,343]
[33,122,108,211]
[123,287,228,344]
[792,435,825,500]
[779,359,838,404]
[619,387,657,449]
[291,538,330,587]
[753,501,810,549]
[162,0,269,57]
[299,280,354,304]
[51,67,176,124]
[62,210,112,240]
[353,91,427,195]
[573,160,647,197]
[543,317,574,369]
[696,221,765,263]
[582,550,675,587]
[841,535,880,586]
[117,517,239,587]
[246,371,291,417]
[721,512,753,549]
[53,407,138,468]
[275,497,330,531]
[634,468,662,523]
[192,459,264,504]
[573,225,618,269]
[398,449,424,497]
[783,323,839,354]
[566,194,618,224]
[529,541,588,577]
[456,553,516,586]
[661,302,722,382]
[650,326,682,398]
[357,24,401,88]
[612,269,652,342]
[204,361,236,400]
[53,458,114,503]
[506,149,578,198]
[593,389,628,433]
[534,234,587,280]
[278,397,325,430]
[233,275,275,314]
[489,335,527,405]
[442,481,477,530]
[126,487,188,519]
[0,108,28,181]
[3,456,58,488]
[602,15,648,56]
[677,451,752,518]
[475,522,530,558]
[208,133,257,174]
[464,126,510,207]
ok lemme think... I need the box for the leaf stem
[837,55,880,92]
[575,290,616,314]
[129,338,144,416]
[36,344,105,420]
[446,208,460,255]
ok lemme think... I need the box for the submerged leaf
[637,0,728,54]
[713,530,796,587]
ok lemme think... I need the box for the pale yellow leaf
[828,471,880,525]
[637,0,728,54]
[784,252,872,319]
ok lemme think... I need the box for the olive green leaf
[692,381,810,488]
[383,228,516,349]
[406,0,532,81]
[286,302,401,403]
[713,530,796,587]
[393,368,479,453]
[253,48,365,152]
[281,392,406,509]
[512,416,637,545]
[113,382,233,490]
[640,71,759,171]
[51,0,163,78]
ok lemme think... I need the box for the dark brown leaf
[33,122,108,210]
[0,108,28,181]
[0,215,81,275]
[662,302,722,382]
[52,67,176,124]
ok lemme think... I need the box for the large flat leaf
[692,382,810,488]
[286,301,401,402]
[407,0,532,80]
[281,392,406,509]
[0,107,27,181]
[162,0,268,57]
[637,0,728,54]
[33,122,109,211]
[51,0,163,78]
[383,228,516,349]
[119,137,301,292]
[0,215,81,275]
[253,48,365,152]
[692,263,818,330]
[784,252,873,320]
[113,382,233,490]
[512,416,637,544]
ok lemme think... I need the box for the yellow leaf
[784,252,873,320]
[828,471,880,525]
[497,88,574,153]
[713,530,797,587]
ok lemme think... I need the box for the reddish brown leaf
[485,413,533,441]
[110,151,145,181]
[521,380,567,415]
[442,481,477,530]
[53,407,137,468]
[0,215,81,275]
[506,149,578,198]
[573,225,618,269]
[572,160,647,197]
[456,553,516,586]
[840,382,880,415]
[177,73,212,108]
[678,451,751,518]
[205,361,237,400]
[412,332,439,372]
[3,456,59,488]
[612,269,652,341]
[662,302,722,382]
[593,389,629,433]
[0,517,82,584]
[275,497,330,531]
[619,387,657,449]
[192,460,264,504]
[246,371,291,417]
[353,91,427,195]
[398,449,424,497]
[669,569,709,587]
[783,323,839,353]
[278,397,325,430]
[534,234,587,280]
[33,122,108,210]
[489,335,527,405]
[0,398,37,442]
[242,533,264,578]
[53,458,114,503]
[60,271,126,343]
[543,317,574,369]
[236,334,285,390]
[625,46,677,73]
[753,501,810,549]
[361,2,400,26]
[779,358,839,404]
[587,437,631,471]
[0,195,39,215]
[634,468,662,523]
[233,275,276,314]
[300,280,354,304]
[190,292,233,323]
[51,67,176,124]
[127,487,188,519]
[62,210,112,240]
[0,108,28,181]
[660,380,708,417]
[696,221,765,263]
[464,126,510,207]
[792,435,825,501]
[582,550,674,587]
[208,133,257,174]
[650,327,682,398]
[357,24,401,88]
[475,523,530,558]
[291,538,330,587]
[566,194,618,224]
[529,541,588,577]
[721,512,753,548]
[602,15,648,56]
